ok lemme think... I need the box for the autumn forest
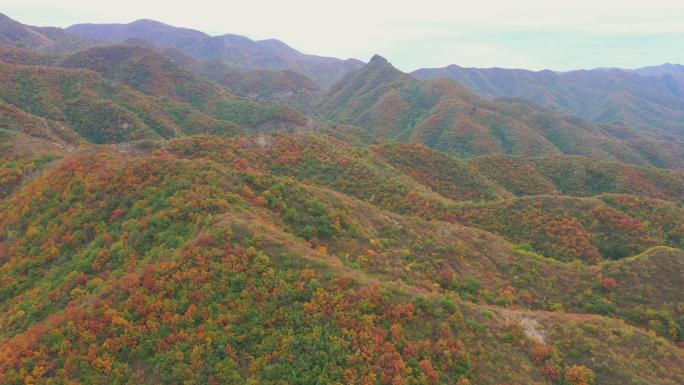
[0,10,683,385]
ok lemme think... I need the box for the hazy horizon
[3,0,684,72]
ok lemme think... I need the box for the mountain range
[323,55,684,168]
[412,64,684,141]
[0,12,683,385]
[66,18,364,86]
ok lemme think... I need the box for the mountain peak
[369,54,390,65]
[363,54,401,75]
[128,18,199,30]
[130,18,162,25]
[323,53,406,103]
[344,54,402,81]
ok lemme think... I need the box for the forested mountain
[0,12,683,385]
[0,43,310,145]
[1,133,683,385]
[322,55,684,168]
[59,44,316,118]
[412,64,684,141]
[160,48,322,102]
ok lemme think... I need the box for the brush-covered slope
[59,45,309,128]
[321,56,674,167]
[470,154,684,201]
[142,133,684,343]
[163,134,684,264]
[159,47,321,102]
[456,195,683,262]
[412,64,684,141]
[371,143,512,201]
[0,61,239,143]
[1,139,683,385]
[60,45,226,105]
[0,55,308,144]
[0,132,65,199]
[66,19,364,86]
[0,44,60,66]
[193,59,321,101]
[0,98,83,145]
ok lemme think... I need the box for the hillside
[0,43,60,66]
[0,53,309,144]
[159,49,321,102]
[162,134,684,263]
[469,154,684,201]
[321,56,681,167]
[1,138,683,384]
[60,45,233,106]
[58,44,310,123]
[412,64,684,141]
[66,19,364,86]
[193,60,321,101]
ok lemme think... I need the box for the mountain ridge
[66,18,364,86]
[321,55,684,167]
[412,63,684,140]
[0,12,96,53]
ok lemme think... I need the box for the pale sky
[4,0,684,71]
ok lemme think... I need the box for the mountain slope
[1,141,683,384]
[193,59,321,101]
[60,45,229,106]
[58,44,309,128]
[0,59,306,144]
[412,64,684,141]
[469,154,684,201]
[163,134,684,263]
[66,19,364,86]
[159,48,321,101]
[321,56,676,167]
[0,43,60,66]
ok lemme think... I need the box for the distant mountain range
[634,63,684,83]
[65,19,363,86]
[0,12,94,52]
[1,12,683,167]
[6,9,684,139]
[412,64,684,139]
[0,12,363,87]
